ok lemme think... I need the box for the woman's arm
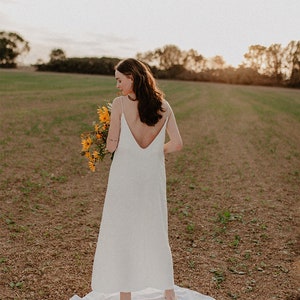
[164,104,183,154]
[106,98,121,153]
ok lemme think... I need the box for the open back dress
[71,98,215,300]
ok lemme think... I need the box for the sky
[1,0,299,67]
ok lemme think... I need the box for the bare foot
[120,292,131,300]
[164,289,176,300]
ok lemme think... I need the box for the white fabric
[70,285,215,300]
[71,107,215,300]
[92,114,173,293]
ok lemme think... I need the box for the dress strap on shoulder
[121,97,124,113]
[164,100,172,119]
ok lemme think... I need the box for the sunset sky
[1,0,299,67]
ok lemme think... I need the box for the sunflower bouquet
[81,102,112,172]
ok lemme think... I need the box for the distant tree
[136,50,156,66]
[210,55,226,69]
[154,45,183,70]
[137,45,183,70]
[0,31,30,67]
[182,49,206,72]
[243,45,268,74]
[50,48,66,62]
[265,44,283,82]
[284,41,300,87]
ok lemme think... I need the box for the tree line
[1,31,299,88]
[36,49,119,76]
[136,43,300,87]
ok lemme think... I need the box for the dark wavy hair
[115,58,165,126]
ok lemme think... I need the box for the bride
[71,58,215,300]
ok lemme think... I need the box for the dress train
[70,285,215,300]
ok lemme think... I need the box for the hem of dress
[70,285,216,300]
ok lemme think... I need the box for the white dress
[71,101,215,300]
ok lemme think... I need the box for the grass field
[0,69,299,300]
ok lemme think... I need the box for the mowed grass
[0,69,300,300]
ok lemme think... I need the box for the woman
[71,59,214,300]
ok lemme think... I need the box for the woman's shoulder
[112,96,123,104]
[112,96,124,108]
[162,99,172,114]
[111,96,124,114]
[161,99,168,107]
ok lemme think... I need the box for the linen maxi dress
[71,100,215,300]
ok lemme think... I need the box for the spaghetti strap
[121,97,124,113]
[163,99,172,119]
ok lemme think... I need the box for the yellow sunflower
[88,161,96,172]
[93,151,100,159]
[97,106,110,124]
[81,136,93,151]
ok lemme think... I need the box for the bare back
[106,95,182,154]
[121,96,169,149]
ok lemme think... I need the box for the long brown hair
[115,58,164,126]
